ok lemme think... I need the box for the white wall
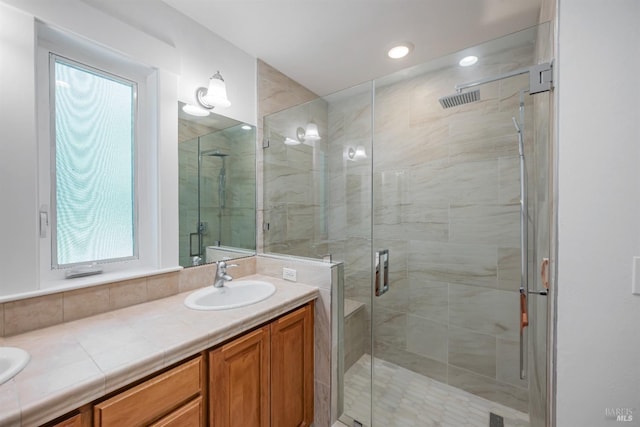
[0,4,38,295]
[73,0,257,126]
[556,1,640,425]
[0,0,257,297]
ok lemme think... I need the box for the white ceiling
[161,0,542,96]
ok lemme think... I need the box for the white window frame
[36,25,158,286]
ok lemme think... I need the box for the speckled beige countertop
[0,274,319,427]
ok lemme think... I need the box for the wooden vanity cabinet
[209,303,314,427]
[93,356,204,427]
[41,301,315,427]
[49,414,82,427]
[209,325,271,427]
[270,303,314,427]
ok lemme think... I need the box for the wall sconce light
[182,104,210,117]
[346,145,368,161]
[284,137,301,146]
[295,122,322,145]
[304,122,321,141]
[196,71,231,109]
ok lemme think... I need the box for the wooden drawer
[50,414,82,427]
[149,397,203,427]
[94,356,203,427]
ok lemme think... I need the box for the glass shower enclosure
[263,22,553,427]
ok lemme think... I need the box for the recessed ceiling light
[387,42,414,59]
[459,55,479,67]
[182,104,210,117]
[241,125,252,130]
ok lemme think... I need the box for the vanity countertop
[0,274,319,427]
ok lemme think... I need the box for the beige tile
[374,341,448,384]
[494,380,529,414]
[498,247,521,291]
[109,278,148,310]
[63,286,110,322]
[449,203,520,247]
[16,358,104,427]
[409,240,498,289]
[178,263,215,293]
[447,365,496,402]
[0,380,21,426]
[314,380,331,427]
[407,280,448,323]
[94,340,165,393]
[496,338,528,389]
[230,256,257,278]
[256,256,333,290]
[315,289,332,389]
[4,294,63,336]
[449,284,520,339]
[375,277,409,313]
[406,315,448,363]
[499,155,521,204]
[344,307,366,370]
[448,326,497,377]
[373,308,406,348]
[146,272,179,301]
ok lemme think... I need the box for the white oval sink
[0,347,30,385]
[184,280,276,311]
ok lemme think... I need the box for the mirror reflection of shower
[200,149,230,251]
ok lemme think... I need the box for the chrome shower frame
[439,62,553,109]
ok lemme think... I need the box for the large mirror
[178,102,256,267]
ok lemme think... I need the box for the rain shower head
[438,89,480,109]
[200,150,230,157]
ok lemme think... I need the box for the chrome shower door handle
[189,232,201,257]
[375,249,389,297]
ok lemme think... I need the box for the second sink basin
[184,280,276,311]
[0,347,30,385]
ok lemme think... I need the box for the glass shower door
[367,25,552,427]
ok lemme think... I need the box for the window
[51,55,137,267]
[37,24,158,284]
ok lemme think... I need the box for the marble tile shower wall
[327,43,537,413]
[257,60,320,255]
[262,97,330,259]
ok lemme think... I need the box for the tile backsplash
[0,257,257,337]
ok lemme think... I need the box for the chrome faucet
[213,261,237,288]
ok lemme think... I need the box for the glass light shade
[182,104,210,117]
[304,122,321,141]
[354,145,368,160]
[284,137,301,146]
[203,75,231,108]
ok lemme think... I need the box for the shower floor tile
[342,354,529,427]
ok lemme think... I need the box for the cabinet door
[209,325,270,427]
[270,304,314,427]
